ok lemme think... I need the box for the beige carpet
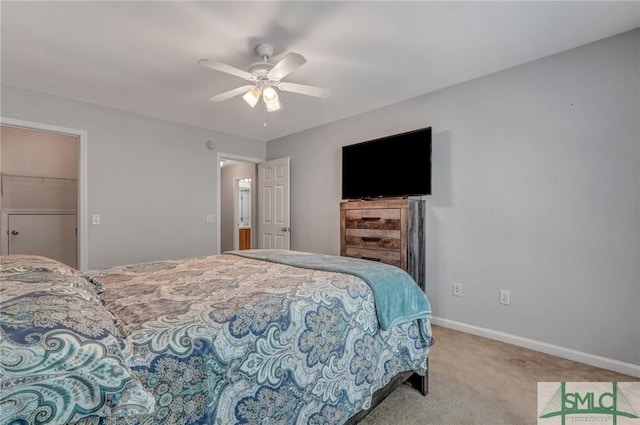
[360,325,639,425]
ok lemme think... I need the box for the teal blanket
[226,249,431,330]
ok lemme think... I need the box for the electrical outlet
[499,290,510,305]
[452,283,462,297]
[91,214,101,225]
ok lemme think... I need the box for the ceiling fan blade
[268,52,306,80]
[199,59,253,80]
[209,85,256,102]
[277,82,330,98]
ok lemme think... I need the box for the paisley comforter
[1,252,432,425]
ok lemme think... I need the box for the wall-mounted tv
[342,127,431,200]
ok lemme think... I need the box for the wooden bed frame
[346,363,429,424]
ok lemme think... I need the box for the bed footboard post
[407,358,429,396]
[407,371,428,396]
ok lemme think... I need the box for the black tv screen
[342,127,431,199]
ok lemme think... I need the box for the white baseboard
[430,316,640,378]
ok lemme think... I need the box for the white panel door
[258,157,290,249]
[8,213,78,268]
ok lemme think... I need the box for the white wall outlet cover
[499,290,511,305]
[91,214,101,225]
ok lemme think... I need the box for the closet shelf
[0,173,77,196]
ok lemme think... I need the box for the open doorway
[218,155,259,253]
[235,176,252,250]
[1,125,78,267]
[0,118,88,270]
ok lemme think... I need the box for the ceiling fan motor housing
[250,43,276,80]
[248,62,274,78]
[255,43,274,59]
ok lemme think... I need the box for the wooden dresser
[340,198,425,290]
[340,198,428,397]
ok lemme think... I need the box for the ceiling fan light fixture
[262,85,277,102]
[242,87,261,108]
[201,43,328,115]
[266,98,281,112]
[262,85,281,112]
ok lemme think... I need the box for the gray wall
[267,29,640,365]
[1,85,266,269]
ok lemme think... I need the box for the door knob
[281,227,290,232]
[11,230,19,235]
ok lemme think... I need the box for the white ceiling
[1,1,638,142]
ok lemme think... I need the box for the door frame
[0,117,88,270]
[216,151,262,254]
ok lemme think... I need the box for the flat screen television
[342,127,431,200]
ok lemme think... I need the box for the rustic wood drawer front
[344,228,401,250]
[345,247,402,267]
[340,199,423,275]
[345,209,401,230]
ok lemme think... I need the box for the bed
[1,250,433,425]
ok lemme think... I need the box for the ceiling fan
[199,43,329,112]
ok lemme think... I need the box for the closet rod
[0,173,77,182]
[0,173,78,196]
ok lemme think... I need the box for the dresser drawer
[340,199,424,287]
[344,209,401,230]
[344,228,401,250]
[345,247,402,267]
